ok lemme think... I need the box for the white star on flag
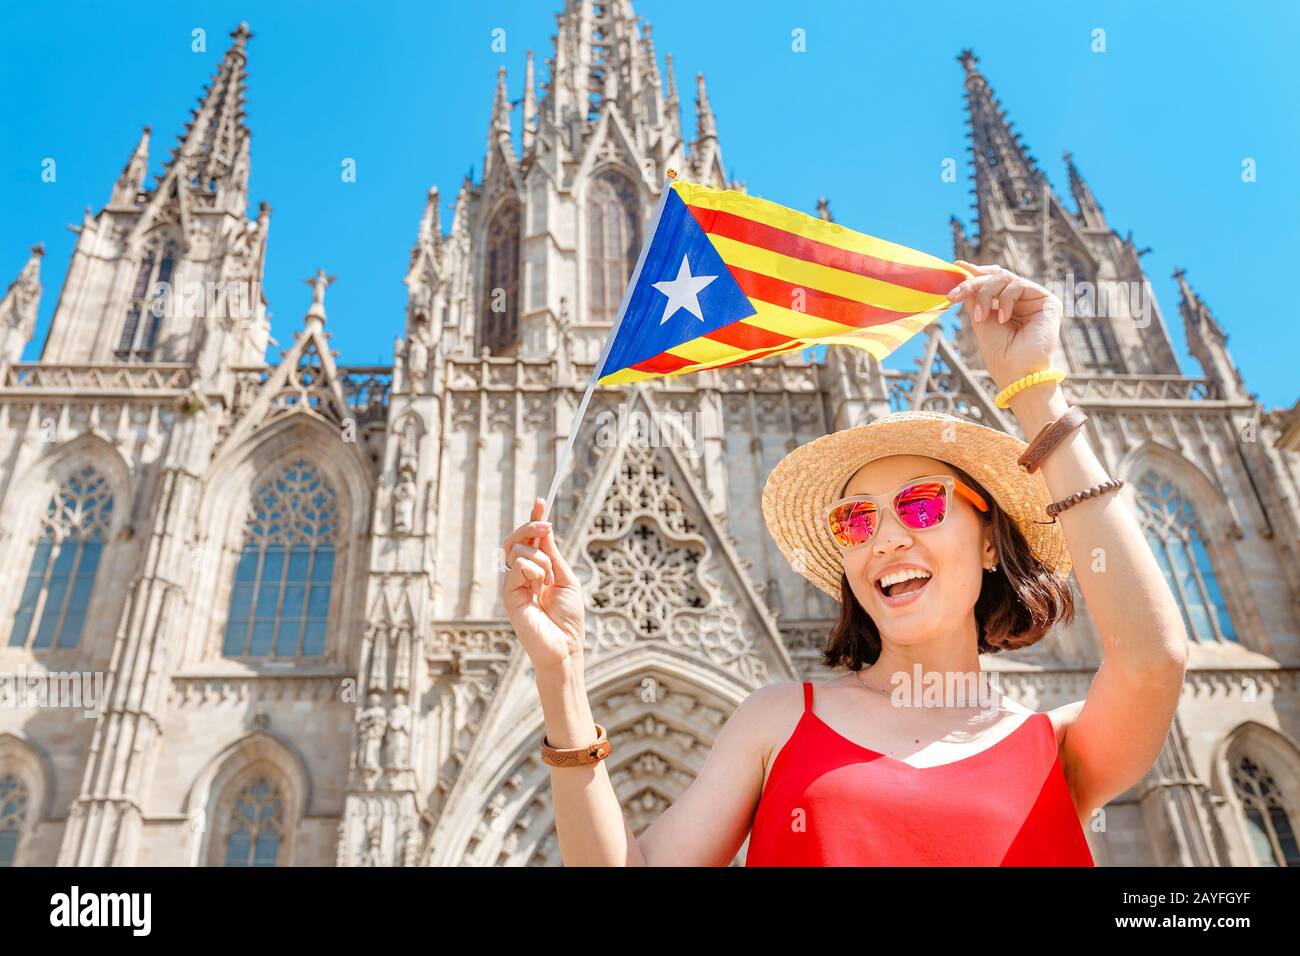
[652,255,718,325]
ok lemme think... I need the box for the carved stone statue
[401,826,420,867]
[358,692,387,770]
[392,469,417,535]
[304,268,335,323]
[409,281,432,312]
[383,691,412,769]
[306,268,334,307]
[406,334,429,386]
[554,295,574,359]
[398,417,420,472]
[335,820,348,868]
[363,824,384,867]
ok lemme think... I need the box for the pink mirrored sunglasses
[823,474,990,550]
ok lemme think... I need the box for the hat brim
[762,410,1071,601]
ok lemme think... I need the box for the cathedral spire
[541,1,665,143]
[663,51,681,142]
[483,65,519,185]
[417,186,442,250]
[642,20,662,91]
[959,49,1044,229]
[402,185,442,392]
[522,51,537,153]
[159,22,254,215]
[490,65,512,138]
[1174,267,1244,399]
[694,73,717,143]
[0,244,43,367]
[1064,150,1107,229]
[949,215,973,261]
[687,71,725,183]
[110,125,151,208]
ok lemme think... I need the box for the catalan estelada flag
[596,179,970,386]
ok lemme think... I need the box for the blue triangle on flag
[600,188,756,377]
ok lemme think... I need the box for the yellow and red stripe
[600,181,968,386]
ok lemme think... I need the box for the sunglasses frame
[822,474,990,550]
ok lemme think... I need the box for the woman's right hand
[500,496,587,677]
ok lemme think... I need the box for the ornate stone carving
[357,692,387,774]
[580,442,768,681]
[392,469,417,534]
[383,692,412,770]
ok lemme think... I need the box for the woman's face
[838,454,995,645]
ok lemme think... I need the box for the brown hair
[822,465,1075,671]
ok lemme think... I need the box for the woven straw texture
[761,410,1071,601]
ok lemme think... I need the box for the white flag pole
[536,170,678,527]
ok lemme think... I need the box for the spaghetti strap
[802,681,813,714]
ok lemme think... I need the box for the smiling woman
[501,262,1189,868]
[822,457,1075,671]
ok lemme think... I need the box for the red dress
[745,681,1095,866]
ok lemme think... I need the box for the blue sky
[2,0,1295,408]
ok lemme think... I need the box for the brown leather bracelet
[541,722,612,767]
[1018,404,1088,473]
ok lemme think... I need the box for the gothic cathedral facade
[1,3,1298,867]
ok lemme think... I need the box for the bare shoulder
[732,680,807,764]
[1044,699,1087,748]
[736,680,806,729]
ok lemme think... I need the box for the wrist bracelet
[1018,404,1088,473]
[1041,478,1125,523]
[541,722,612,767]
[995,368,1066,409]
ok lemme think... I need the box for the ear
[980,530,998,571]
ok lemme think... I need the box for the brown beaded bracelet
[1040,478,1125,523]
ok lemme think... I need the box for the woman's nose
[871,512,914,554]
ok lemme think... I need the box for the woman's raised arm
[502,497,774,865]
[949,262,1189,818]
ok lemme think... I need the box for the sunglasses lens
[828,501,878,547]
[895,482,948,530]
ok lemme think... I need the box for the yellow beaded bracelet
[994,368,1066,408]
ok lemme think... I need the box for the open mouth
[875,568,933,602]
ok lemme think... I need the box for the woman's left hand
[947,261,1063,392]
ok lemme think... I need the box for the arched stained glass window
[10,466,114,650]
[480,201,521,356]
[587,173,640,325]
[1135,469,1236,643]
[1231,755,1300,866]
[223,776,285,867]
[117,236,177,361]
[222,460,339,659]
[0,774,29,867]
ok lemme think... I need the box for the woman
[500,262,1188,866]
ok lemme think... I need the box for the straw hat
[761,410,1070,601]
